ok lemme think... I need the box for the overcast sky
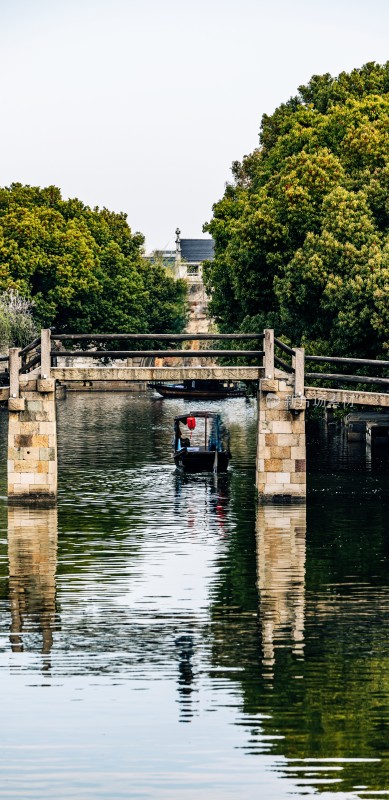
[0,0,388,251]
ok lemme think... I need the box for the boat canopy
[174,411,220,424]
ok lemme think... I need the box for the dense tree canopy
[204,62,389,357]
[0,184,187,335]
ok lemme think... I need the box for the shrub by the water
[0,289,36,352]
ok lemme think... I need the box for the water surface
[0,393,388,798]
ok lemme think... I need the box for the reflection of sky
[122,529,219,618]
[57,467,231,628]
[0,670,373,799]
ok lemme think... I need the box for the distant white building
[173,229,214,333]
[146,230,215,333]
[174,228,215,282]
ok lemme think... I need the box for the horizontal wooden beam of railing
[305,372,389,387]
[306,354,389,368]
[275,355,294,373]
[51,350,264,359]
[274,337,294,356]
[0,354,8,362]
[20,336,41,357]
[52,333,264,341]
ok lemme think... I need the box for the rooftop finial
[175,228,181,257]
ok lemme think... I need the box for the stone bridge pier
[7,331,57,504]
[256,333,306,501]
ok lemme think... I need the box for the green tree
[204,61,389,357]
[0,184,187,335]
[0,290,36,352]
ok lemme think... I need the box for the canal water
[0,393,388,799]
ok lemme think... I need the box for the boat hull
[174,450,230,473]
[149,383,246,399]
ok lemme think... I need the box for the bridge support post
[7,331,57,505]
[256,370,306,502]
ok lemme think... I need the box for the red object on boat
[187,416,196,430]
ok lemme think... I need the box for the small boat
[173,411,231,472]
[149,379,246,399]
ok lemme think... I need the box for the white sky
[0,0,388,251]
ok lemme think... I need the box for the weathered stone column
[256,370,306,501]
[8,330,57,504]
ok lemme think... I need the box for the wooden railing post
[40,329,51,378]
[294,347,305,397]
[9,348,20,398]
[263,329,274,380]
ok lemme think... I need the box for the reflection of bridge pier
[8,506,58,658]
[256,504,306,676]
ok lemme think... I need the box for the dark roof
[180,239,214,263]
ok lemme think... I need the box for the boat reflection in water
[173,472,231,722]
[173,470,230,533]
[7,506,58,666]
[256,504,306,678]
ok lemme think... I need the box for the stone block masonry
[256,370,306,501]
[8,379,57,504]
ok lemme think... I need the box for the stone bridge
[2,329,388,504]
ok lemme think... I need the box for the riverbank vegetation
[203,61,389,359]
[0,184,187,336]
[0,290,36,351]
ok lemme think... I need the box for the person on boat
[175,423,190,451]
[175,423,183,450]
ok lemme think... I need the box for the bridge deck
[1,368,387,407]
[304,386,389,408]
[52,366,264,382]
[51,368,389,406]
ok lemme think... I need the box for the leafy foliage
[0,184,187,335]
[0,290,36,351]
[204,62,389,357]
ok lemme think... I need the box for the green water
[0,392,388,799]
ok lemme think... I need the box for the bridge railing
[273,335,389,392]
[2,328,389,398]
[0,353,9,398]
[49,331,265,363]
[20,336,41,373]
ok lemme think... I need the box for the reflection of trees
[57,394,167,476]
[208,495,389,794]
[256,505,306,676]
[8,506,58,660]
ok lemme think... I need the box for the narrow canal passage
[0,393,388,799]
